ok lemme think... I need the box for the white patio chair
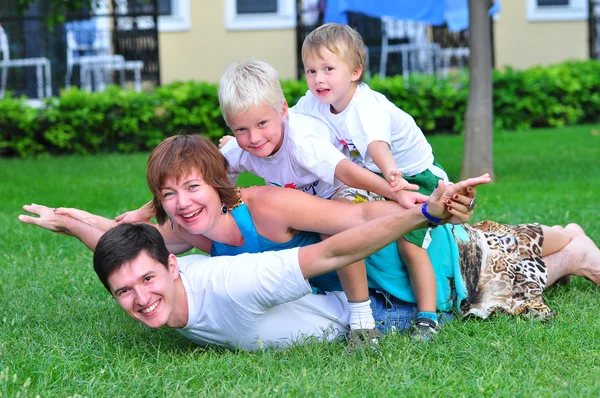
[379,17,440,79]
[0,24,52,99]
[65,20,144,92]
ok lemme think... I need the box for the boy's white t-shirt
[221,112,347,198]
[293,83,434,176]
[175,251,350,351]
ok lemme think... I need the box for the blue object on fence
[324,0,501,32]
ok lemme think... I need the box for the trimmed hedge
[2,60,600,158]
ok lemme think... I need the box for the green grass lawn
[1,125,600,396]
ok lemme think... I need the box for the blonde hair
[218,58,286,125]
[301,23,366,83]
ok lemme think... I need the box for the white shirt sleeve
[290,90,314,115]
[220,138,245,185]
[229,249,312,312]
[179,249,312,315]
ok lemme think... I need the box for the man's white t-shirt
[293,83,434,176]
[221,112,347,198]
[175,250,350,351]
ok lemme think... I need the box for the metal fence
[0,0,160,99]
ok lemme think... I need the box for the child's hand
[115,203,154,224]
[390,190,429,209]
[219,135,235,149]
[387,169,418,192]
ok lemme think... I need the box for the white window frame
[526,0,588,21]
[225,0,296,31]
[158,0,191,32]
[114,0,191,32]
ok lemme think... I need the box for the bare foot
[574,235,600,285]
[552,223,586,286]
[563,223,586,238]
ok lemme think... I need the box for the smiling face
[108,251,187,329]
[304,47,362,114]
[227,102,287,158]
[159,169,223,235]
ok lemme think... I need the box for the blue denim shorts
[369,289,454,334]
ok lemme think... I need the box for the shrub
[2,59,600,158]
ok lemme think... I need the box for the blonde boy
[218,58,430,345]
[295,23,449,339]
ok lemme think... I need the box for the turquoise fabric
[310,224,466,311]
[210,203,466,312]
[210,203,321,256]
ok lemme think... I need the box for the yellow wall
[158,2,297,84]
[494,0,588,70]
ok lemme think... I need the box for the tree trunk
[461,0,495,180]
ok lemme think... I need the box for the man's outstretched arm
[298,178,480,279]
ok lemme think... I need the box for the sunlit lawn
[1,125,599,396]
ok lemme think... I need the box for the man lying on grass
[20,180,600,351]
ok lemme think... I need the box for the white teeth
[141,300,159,314]
[182,208,202,219]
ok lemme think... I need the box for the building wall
[494,0,588,70]
[158,2,297,84]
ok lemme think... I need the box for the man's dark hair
[93,224,170,293]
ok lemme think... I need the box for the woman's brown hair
[146,135,238,225]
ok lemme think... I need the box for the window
[114,0,190,32]
[526,0,588,21]
[157,0,190,32]
[130,0,173,16]
[538,0,569,5]
[225,0,296,31]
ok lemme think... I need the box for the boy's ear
[280,100,289,119]
[351,64,363,82]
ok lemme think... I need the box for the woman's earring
[221,204,228,215]
[170,219,174,232]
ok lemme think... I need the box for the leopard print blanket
[455,221,557,321]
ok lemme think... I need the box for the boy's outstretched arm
[298,180,476,279]
[368,140,411,191]
[335,159,426,208]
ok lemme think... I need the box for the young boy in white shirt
[293,23,450,340]
[217,58,429,344]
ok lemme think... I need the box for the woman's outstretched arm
[19,204,195,254]
[249,174,489,238]
[19,204,105,251]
